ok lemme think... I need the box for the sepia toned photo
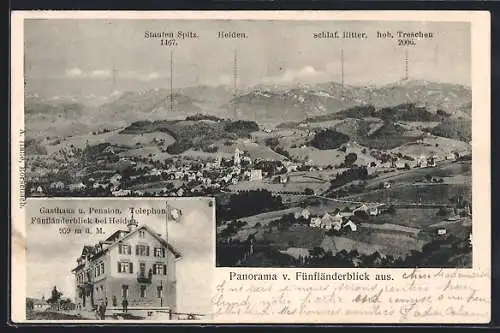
[23,18,472,269]
[11,11,490,324]
[23,197,214,322]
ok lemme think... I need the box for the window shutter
[162,248,166,258]
[136,245,139,255]
[117,262,121,273]
[153,247,157,257]
[163,264,167,276]
[129,263,133,274]
[146,246,150,256]
[153,265,157,275]
[118,245,122,254]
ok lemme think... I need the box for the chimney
[127,208,139,232]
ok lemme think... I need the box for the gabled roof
[104,229,128,243]
[104,225,181,259]
[72,225,182,272]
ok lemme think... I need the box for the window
[139,230,145,238]
[136,245,150,256]
[153,263,167,275]
[118,244,132,255]
[118,262,133,274]
[100,263,105,275]
[140,285,147,298]
[157,286,163,298]
[121,285,128,298]
[139,263,146,276]
[154,247,166,258]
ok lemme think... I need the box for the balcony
[137,272,152,284]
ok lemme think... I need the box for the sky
[24,19,471,98]
[25,197,214,315]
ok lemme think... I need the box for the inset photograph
[24,197,214,321]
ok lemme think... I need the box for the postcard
[11,10,491,324]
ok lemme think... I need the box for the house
[249,169,263,181]
[112,189,131,197]
[331,213,343,231]
[437,228,447,235]
[279,247,309,261]
[110,174,122,186]
[342,219,358,232]
[395,160,406,169]
[71,218,182,314]
[149,169,162,177]
[309,217,322,228]
[103,146,116,155]
[49,181,65,190]
[417,155,428,168]
[446,152,459,161]
[279,174,289,184]
[368,206,380,216]
[294,208,311,220]
[353,204,369,214]
[93,183,107,190]
[383,181,391,189]
[319,212,333,229]
[69,183,86,192]
[427,156,437,167]
[27,297,50,312]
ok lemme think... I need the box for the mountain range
[25,79,472,139]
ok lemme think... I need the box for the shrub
[309,129,350,150]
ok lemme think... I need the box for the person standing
[122,298,128,313]
[100,300,107,320]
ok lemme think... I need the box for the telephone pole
[403,48,409,81]
[340,48,344,99]
[170,50,174,113]
[233,49,238,117]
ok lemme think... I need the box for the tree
[344,153,358,167]
[304,188,315,195]
[386,205,396,215]
[310,129,350,150]
[437,207,450,217]
[47,286,63,310]
[309,247,325,259]
[26,299,34,312]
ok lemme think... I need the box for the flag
[166,204,183,223]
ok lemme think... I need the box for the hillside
[120,118,260,154]
[359,122,420,150]
[228,88,348,123]
[25,138,48,155]
[99,89,203,119]
[429,117,472,143]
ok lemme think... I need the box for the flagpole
[164,201,168,310]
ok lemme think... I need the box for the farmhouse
[310,217,322,228]
[50,181,65,190]
[249,169,263,181]
[342,219,358,232]
[295,208,311,220]
[27,297,50,312]
[69,183,87,192]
